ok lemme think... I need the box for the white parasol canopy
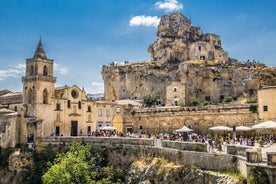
[175,125,193,132]
[209,125,232,131]
[97,126,116,131]
[235,125,252,131]
[252,120,276,129]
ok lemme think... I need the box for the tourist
[208,138,213,153]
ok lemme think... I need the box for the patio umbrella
[97,126,116,131]
[235,125,252,131]
[175,126,193,132]
[252,120,276,129]
[209,125,232,131]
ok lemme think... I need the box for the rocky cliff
[102,13,276,105]
[148,13,228,66]
[126,157,244,184]
[102,60,276,105]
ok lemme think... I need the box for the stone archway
[183,118,195,129]
[171,118,182,133]
[196,118,207,135]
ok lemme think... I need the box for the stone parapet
[227,144,254,157]
[161,140,207,152]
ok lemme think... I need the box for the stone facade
[257,86,276,121]
[0,40,128,148]
[132,104,257,135]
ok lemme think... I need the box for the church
[0,40,132,148]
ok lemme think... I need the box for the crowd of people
[78,130,276,150]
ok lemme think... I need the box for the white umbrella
[252,120,276,129]
[235,125,252,131]
[209,125,232,131]
[175,126,193,132]
[97,126,116,131]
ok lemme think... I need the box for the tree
[223,96,232,103]
[190,96,199,106]
[42,142,92,184]
[42,142,124,184]
[249,105,258,113]
[143,95,157,107]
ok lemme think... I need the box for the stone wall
[132,104,256,135]
[161,140,207,152]
[227,144,254,157]
[40,137,237,172]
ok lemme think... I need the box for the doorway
[71,121,78,136]
[55,126,60,136]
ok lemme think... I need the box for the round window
[71,89,78,99]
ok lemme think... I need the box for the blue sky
[0,0,276,94]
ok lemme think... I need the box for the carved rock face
[102,13,276,105]
[148,13,228,66]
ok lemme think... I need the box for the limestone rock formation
[102,13,276,106]
[148,13,229,66]
[126,157,243,184]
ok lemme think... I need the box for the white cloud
[89,82,104,93]
[129,15,160,27]
[54,63,69,75]
[155,0,183,12]
[91,82,104,88]
[0,63,26,80]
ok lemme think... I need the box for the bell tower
[22,39,56,138]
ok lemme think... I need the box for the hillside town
[1,13,276,148]
[0,12,276,183]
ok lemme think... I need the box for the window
[78,101,81,109]
[43,89,48,104]
[71,90,78,99]
[198,46,201,51]
[249,89,254,96]
[139,125,143,130]
[56,103,60,110]
[30,65,34,76]
[220,95,224,102]
[14,106,17,112]
[43,65,48,76]
[87,106,91,112]
[205,96,211,101]
[174,88,177,92]
[56,113,60,121]
[263,105,268,112]
[106,110,110,117]
[27,88,33,104]
[87,126,91,136]
[67,100,71,108]
[98,109,102,116]
[55,126,60,136]
[200,56,205,60]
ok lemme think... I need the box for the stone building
[258,86,276,121]
[0,40,129,148]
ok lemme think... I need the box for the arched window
[27,88,33,104]
[43,89,48,104]
[43,65,48,76]
[78,101,81,109]
[30,65,34,76]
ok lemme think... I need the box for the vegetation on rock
[142,94,157,107]
[42,141,124,184]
